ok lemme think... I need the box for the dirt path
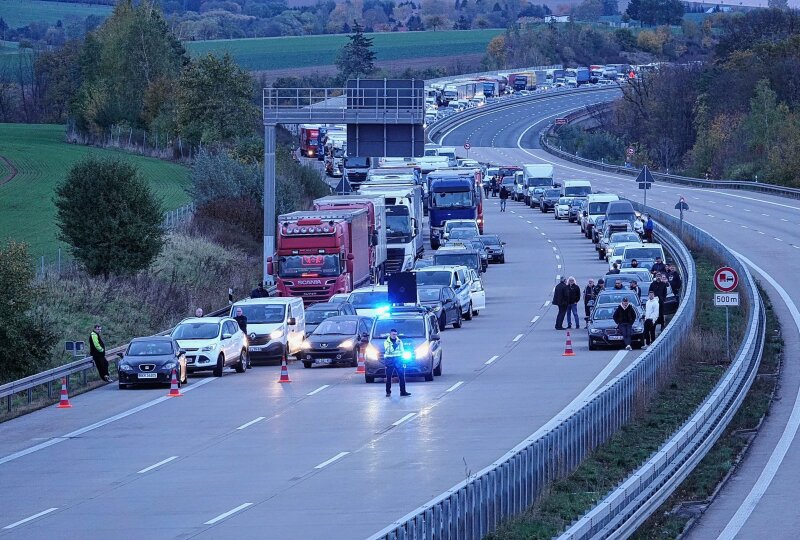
[0,155,17,185]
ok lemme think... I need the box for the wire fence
[65,122,197,162]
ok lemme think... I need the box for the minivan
[230,297,305,361]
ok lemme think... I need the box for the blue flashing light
[375,305,390,315]
[401,351,412,361]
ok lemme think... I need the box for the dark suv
[363,310,443,383]
[538,188,562,213]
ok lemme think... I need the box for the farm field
[0,124,190,258]
[184,29,503,71]
[0,0,112,28]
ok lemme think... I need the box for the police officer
[384,329,411,397]
[90,324,111,382]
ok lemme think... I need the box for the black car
[529,186,548,208]
[466,239,489,272]
[478,234,506,263]
[305,301,356,334]
[587,304,645,350]
[568,199,585,223]
[539,188,561,213]
[417,285,462,330]
[364,311,443,383]
[299,315,373,368]
[117,336,187,389]
[592,216,607,243]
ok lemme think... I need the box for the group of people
[482,175,511,212]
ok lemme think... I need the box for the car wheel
[424,365,434,382]
[365,374,376,383]
[464,302,473,320]
[303,361,312,369]
[499,256,505,263]
[588,339,597,351]
[213,354,224,377]
[439,313,447,331]
[433,356,442,376]
[453,310,462,328]
[235,349,247,373]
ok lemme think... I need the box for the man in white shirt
[643,290,659,350]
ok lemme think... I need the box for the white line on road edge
[531,315,540,324]
[534,226,539,229]
[392,413,417,426]
[544,300,551,307]
[552,246,557,251]
[204,503,253,525]
[485,355,500,365]
[558,264,562,269]
[307,385,330,396]
[137,456,178,474]
[3,508,58,530]
[0,378,217,467]
[556,255,561,260]
[446,381,465,393]
[236,417,266,430]
[547,239,553,243]
[314,451,350,469]
[715,252,800,540]
[512,334,524,342]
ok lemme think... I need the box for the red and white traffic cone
[355,347,366,374]
[56,377,72,408]
[167,368,182,397]
[278,355,291,383]
[562,331,576,357]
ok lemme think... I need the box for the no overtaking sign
[714,267,739,292]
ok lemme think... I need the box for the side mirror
[287,317,297,326]
[267,256,274,276]
[443,298,452,304]
[501,241,507,245]
[430,334,441,341]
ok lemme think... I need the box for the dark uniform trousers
[384,359,407,394]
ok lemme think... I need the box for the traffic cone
[56,377,72,408]
[355,347,366,374]
[167,368,182,397]
[278,355,291,383]
[562,331,576,357]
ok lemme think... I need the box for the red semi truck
[299,124,320,157]
[268,209,372,304]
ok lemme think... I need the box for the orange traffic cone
[562,331,576,357]
[278,356,291,383]
[167,368,182,397]
[56,377,72,408]
[355,347,366,374]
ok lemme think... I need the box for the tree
[626,0,683,26]
[176,53,258,146]
[572,0,604,21]
[407,14,424,30]
[335,21,376,79]
[602,0,618,15]
[424,15,447,30]
[55,158,164,279]
[768,0,789,9]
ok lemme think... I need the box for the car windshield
[589,201,611,214]
[314,319,357,335]
[479,235,501,245]
[373,319,426,338]
[417,288,443,302]
[545,189,561,197]
[415,271,451,286]
[501,177,516,186]
[128,341,173,356]
[234,304,286,324]
[564,186,591,197]
[386,206,412,243]
[344,157,368,167]
[433,253,478,270]
[278,255,341,278]
[305,309,340,324]
[624,248,662,259]
[592,307,616,320]
[528,177,552,187]
[349,291,388,308]
[449,229,477,240]
[596,292,639,305]
[446,221,477,233]
[432,190,473,208]
[172,322,220,340]
[611,233,640,243]
[558,198,572,205]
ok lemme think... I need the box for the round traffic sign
[714,267,739,292]
[464,142,471,150]
[626,147,635,156]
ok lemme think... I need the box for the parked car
[539,188,561,213]
[230,297,305,361]
[171,317,248,376]
[117,336,187,389]
[587,304,644,350]
[304,301,356,335]
[299,315,374,369]
[478,234,506,263]
[417,285,462,329]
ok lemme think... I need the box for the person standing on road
[649,273,668,331]
[613,298,637,351]
[667,264,682,299]
[90,324,111,382]
[483,180,490,198]
[499,184,509,212]
[644,215,654,243]
[629,280,640,298]
[651,256,667,277]
[490,176,499,197]
[643,291,659,350]
[583,278,597,324]
[565,277,581,329]
[383,329,410,397]
[553,277,568,330]
[234,307,248,334]
[251,283,268,298]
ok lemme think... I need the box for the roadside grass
[0,0,111,28]
[0,123,190,258]
[486,250,747,539]
[184,29,503,71]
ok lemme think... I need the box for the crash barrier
[540,107,800,200]
[368,214,697,539]
[558,204,764,539]
[1,287,277,415]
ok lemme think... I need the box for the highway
[439,91,800,539]
[1,167,645,537]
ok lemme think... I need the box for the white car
[171,317,248,377]
[457,158,480,168]
[230,297,305,360]
[555,197,571,220]
[466,269,486,315]
[415,265,475,320]
[347,285,389,317]
[603,231,642,262]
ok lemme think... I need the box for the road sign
[627,147,635,156]
[635,165,655,185]
[714,292,740,307]
[674,198,689,211]
[555,118,567,126]
[638,182,652,190]
[714,267,739,292]
[464,142,471,150]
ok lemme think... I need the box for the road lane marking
[534,226,539,229]
[724,219,731,223]
[204,503,253,525]
[531,316,540,324]
[236,417,265,430]
[761,213,769,217]
[781,218,789,222]
[547,239,553,243]
[541,232,546,236]
[137,456,179,474]
[527,220,532,224]
[544,300,551,307]
[446,381,465,393]
[758,231,766,235]
[512,334,524,342]
[0,378,217,467]
[392,413,417,426]
[485,355,500,365]
[558,264,562,269]
[552,246,557,251]
[314,451,350,469]
[306,385,330,396]
[3,508,58,530]
[556,254,561,260]
[775,238,783,242]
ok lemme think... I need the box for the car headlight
[365,344,379,361]
[589,328,601,334]
[201,344,216,352]
[433,305,441,312]
[162,362,177,372]
[300,340,311,350]
[119,363,135,373]
[338,339,354,350]
[414,342,430,358]
[270,328,284,340]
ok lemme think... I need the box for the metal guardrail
[1,288,277,413]
[368,217,697,540]
[558,205,765,540]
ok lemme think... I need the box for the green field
[184,29,503,71]
[0,0,112,28]
[0,124,190,257]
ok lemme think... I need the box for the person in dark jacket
[553,277,568,330]
[490,176,499,197]
[499,185,509,212]
[649,274,668,331]
[629,280,640,298]
[612,298,637,350]
[565,276,581,329]
[667,264,682,297]
[608,263,620,274]
[651,256,667,276]
[251,283,268,298]
[630,259,639,268]
[234,307,248,334]
[613,279,624,290]
[583,278,597,323]
[644,215,654,243]
[90,324,111,382]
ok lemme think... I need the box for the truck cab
[427,171,480,249]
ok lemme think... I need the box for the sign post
[464,141,471,158]
[714,266,739,361]
[674,196,689,237]
[635,165,655,208]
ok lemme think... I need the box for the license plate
[138,373,158,379]
[249,346,263,352]
[608,335,623,340]
[318,359,332,364]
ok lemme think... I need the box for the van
[583,193,620,239]
[437,147,458,167]
[230,297,305,361]
[561,180,592,198]
[604,200,636,225]
[522,164,555,206]
[414,265,475,320]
